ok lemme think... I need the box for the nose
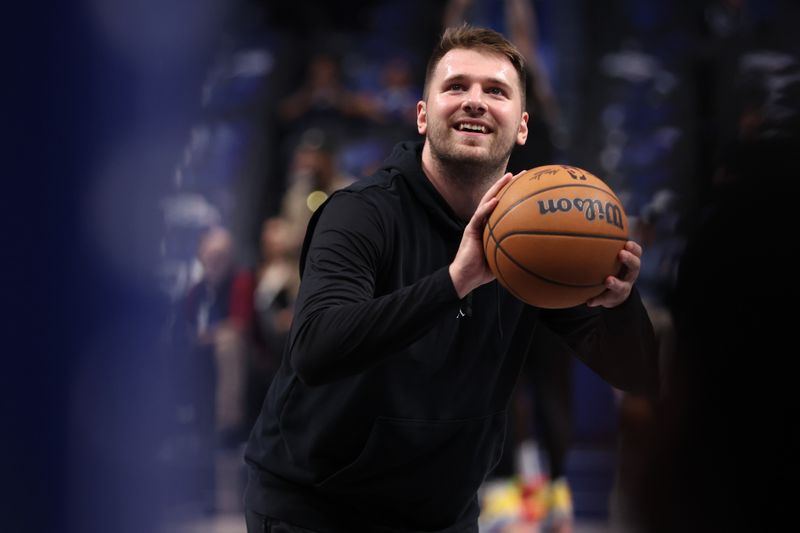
[461,85,486,114]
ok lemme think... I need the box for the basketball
[483,165,629,308]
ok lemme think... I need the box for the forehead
[432,48,520,88]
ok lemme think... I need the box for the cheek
[501,109,524,133]
[431,95,461,115]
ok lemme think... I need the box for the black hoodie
[244,141,658,532]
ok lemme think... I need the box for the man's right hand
[449,171,517,299]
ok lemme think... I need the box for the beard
[425,118,517,186]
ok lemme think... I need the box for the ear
[516,111,529,145]
[416,100,427,135]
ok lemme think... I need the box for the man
[244,25,657,533]
[170,227,254,508]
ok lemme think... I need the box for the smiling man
[244,25,658,533]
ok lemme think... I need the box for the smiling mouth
[456,122,489,134]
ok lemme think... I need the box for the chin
[456,145,508,167]
[429,132,511,170]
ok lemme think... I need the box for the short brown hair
[422,24,527,104]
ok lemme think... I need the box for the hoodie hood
[381,141,465,237]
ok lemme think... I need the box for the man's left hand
[586,241,642,308]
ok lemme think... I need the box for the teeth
[458,123,487,133]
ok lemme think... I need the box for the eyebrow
[441,74,514,91]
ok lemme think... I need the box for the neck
[420,142,507,221]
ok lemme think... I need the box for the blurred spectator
[352,55,420,138]
[280,129,356,243]
[333,55,422,181]
[172,227,255,452]
[278,52,357,137]
[247,216,302,427]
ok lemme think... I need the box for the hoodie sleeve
[538,287,659,396]
[287,190,460,385]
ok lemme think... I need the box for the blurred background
[5,0,799,532]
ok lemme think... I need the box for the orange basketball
[483,165,629,308]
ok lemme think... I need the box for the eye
[448,83,466,92]
[487,87,506,96]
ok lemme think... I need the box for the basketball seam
[495,230,629,242]
[489,225,529,302]
[494,237,607,289]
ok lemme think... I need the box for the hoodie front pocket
[317,411,506,530]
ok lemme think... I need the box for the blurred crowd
[9,1,798,533]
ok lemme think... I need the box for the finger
[589,259,638,307]
[587,284,626,308]
[619,248,641,268]
[587,277,615,307]
[605,275,630,293]
[479,172,513,205]
[608,275,632,305]
[586,289,609,307]
[624,240,643,258]
[618,250,641,282]
[512,169,528,180]
[469,197,499,231]
[470,174,512,230]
